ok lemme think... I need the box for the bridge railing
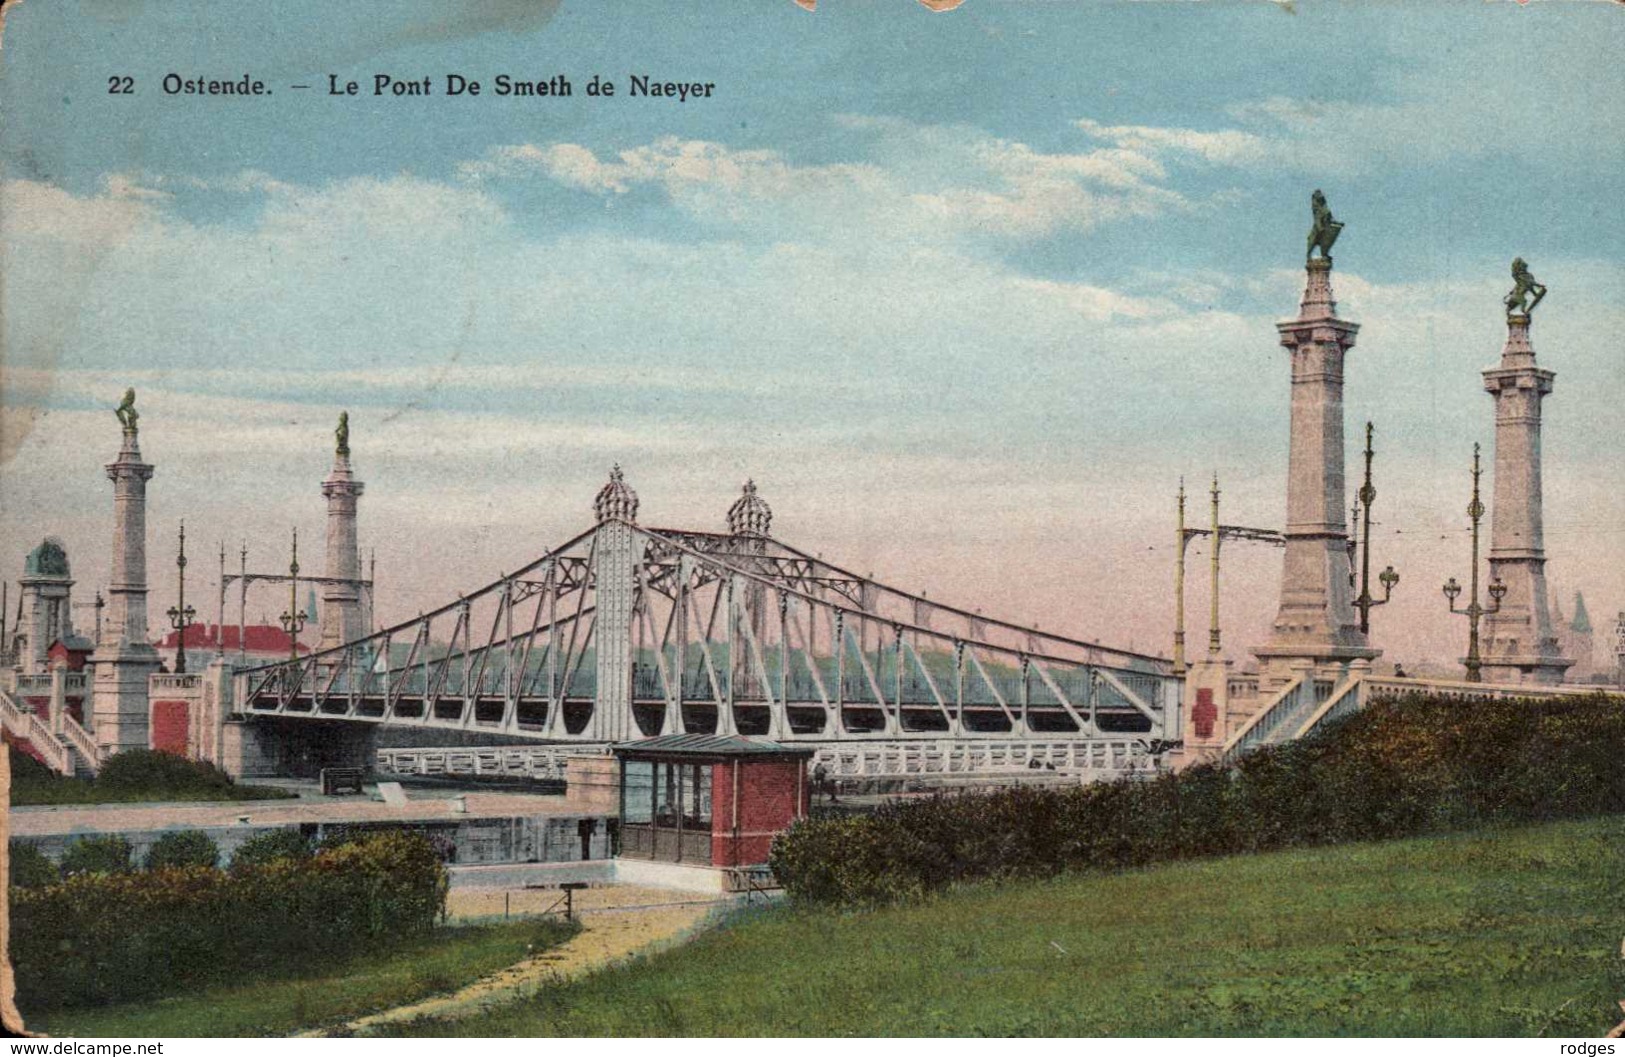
[1358,675,1602,706]
[1220,675,1309,759]
[0,686,74,775]
[810,738,1154,780]
[1223,671,1612,759]
[58,712,101,772]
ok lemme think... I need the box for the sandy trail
[325,886,721,1035]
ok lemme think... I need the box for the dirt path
[322,888,721,1035]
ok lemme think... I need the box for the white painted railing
[810,738,1149,780]
[1358,675,1601,706]
[12,673,88,696]
[1220,675,1307,758]
[1292,677,1364,740]
[376,745,608,780]
[59,713,101,772]
[1227,673,1613,759]
[0,687,74,775]
[377,737,1153,784]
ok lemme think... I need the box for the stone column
[589,467,639,742]
[1254,258,1378,685]
[1480,313,1572,685]
[49,658,67,735]
[319,441,366,652]
[90,424,161,753]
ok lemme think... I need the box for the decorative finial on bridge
[1503,257,1547,321]
[593,464,640,523]
[727,478,773,538]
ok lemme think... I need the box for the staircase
[58,713,102,777]
[0,684,99,776]
[1222,672,1353,759]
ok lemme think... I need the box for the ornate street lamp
[165,521,196,674]
[278,527,307,664]
[1443,444,1506,683]
[1352,421,1399,635]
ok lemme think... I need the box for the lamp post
[165,521,196,674]
[1443,444,1506,683]
[278,527,307,664]
[1352,422,1399,634]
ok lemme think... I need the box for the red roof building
[154,623,309,663]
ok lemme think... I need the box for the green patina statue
[115,388,138,431]
[1307,189,1344,261]
[336,411,350,456]
[1503,257,1547,318]
[1307,190,1344,261]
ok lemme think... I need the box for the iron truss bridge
[236,518,1182,747]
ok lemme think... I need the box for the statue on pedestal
[1504,257,1547,318]
[336,411,350,457]
[114,388,138,432]
[1307,189,1344,261]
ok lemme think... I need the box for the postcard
[2,0,1622,1043]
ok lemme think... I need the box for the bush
[146,830,220,871]
[11,830,449,1012]
[8,745,297,806]
[98,749,239,793]
[771,692,1625,906]
[60,834,134,877]
[228,828,312,871]
[7,745,59,784]
[8,841,58,889]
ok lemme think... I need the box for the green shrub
[98,749,239,793]
[146,830,220,871]
[8,841,58,889]
[771,692,1625,906]
[11,830,449,1012]
[7,745,59,784]
[9,747,296,806]
[228,828,312,871]
[60,834,134,877]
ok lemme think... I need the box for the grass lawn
[379,815,1625,1037]
[25,918,578,1038]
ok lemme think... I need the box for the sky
[2,0,1622,672]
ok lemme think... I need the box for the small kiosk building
[613,735,813,868]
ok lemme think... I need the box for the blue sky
[3,1,1622,668]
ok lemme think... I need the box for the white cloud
[0,177,158,244]
[461,116,1216,241]
[1075,118,1278,168]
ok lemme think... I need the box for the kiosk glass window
[622,760,653,823]
[684,765,712,829]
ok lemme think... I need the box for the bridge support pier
[219,718,379,780]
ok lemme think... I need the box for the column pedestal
[319,451,366,651]
[90,426,160,755]
[1254,257,1378,690]
[1480,314,1572,685]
